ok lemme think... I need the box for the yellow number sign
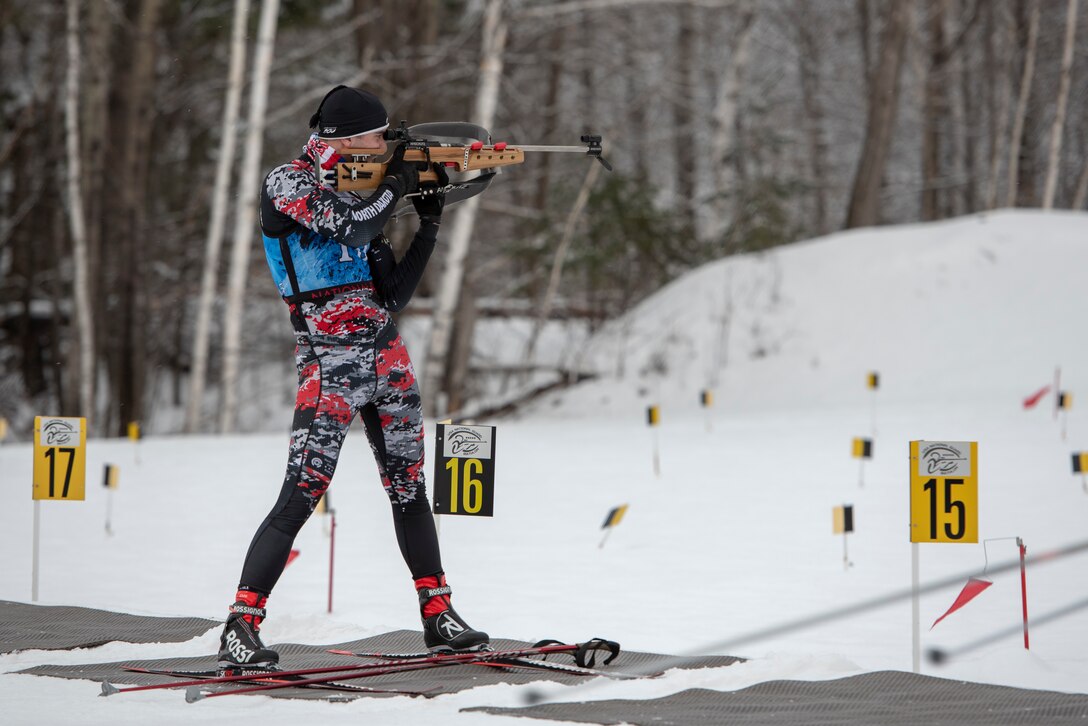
[909,440,977,543]
[33,417,87,501]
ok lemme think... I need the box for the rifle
[334,121,611,214]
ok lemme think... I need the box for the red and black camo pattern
[263,135,397,246]
[284,290,425,507]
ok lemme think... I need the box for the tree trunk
[220,0,280,433]
[1042,0,1079,209]
[1072,153,1088,210]
[984,0,1013,208]
[921,0,947,221]
[857,0,874,97]
[64,0,95,422]
[674,1,698,235]
[795,0,829,236]
[955,36,974,215]
[445,277,477,416]
[845,0,912,229]
[185,0,250,434]
[421,0,506,418]
[113,0,162,436]
[1004,0,1040,208]
[82,0,110,393]
[709,3,755,242]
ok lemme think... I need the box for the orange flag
[931,577,992,629]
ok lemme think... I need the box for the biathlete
[216,85,488,673]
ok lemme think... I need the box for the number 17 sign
[909,440,978,543]
[433,423,496,517]
[33,417,87,501]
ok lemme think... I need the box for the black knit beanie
[308,85,389,139]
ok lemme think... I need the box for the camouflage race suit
[237,135,441,594]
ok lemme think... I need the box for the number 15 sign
[433,423,495,517]
[909,441,978,543]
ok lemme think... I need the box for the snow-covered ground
[1,209,1086,724]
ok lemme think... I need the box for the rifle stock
[335,145,525,192]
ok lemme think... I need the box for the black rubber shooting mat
[15,601,1082,722]
[16,627,740,701]
[0,600,218,653]
[467,673,1088,725]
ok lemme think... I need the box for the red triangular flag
[1023,385,1051,409]
[286,549,301,567]
[931,577,992,629]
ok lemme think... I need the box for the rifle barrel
[515,145,594,153]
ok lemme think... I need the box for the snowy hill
[1,210,1087,724]
[531,209,1088,417]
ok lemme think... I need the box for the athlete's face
[328,131,386,155]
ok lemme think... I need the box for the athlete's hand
[383,144,419,196]
[412,163,448,221]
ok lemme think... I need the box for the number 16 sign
[433,423,496,517]
[909,441,978,543]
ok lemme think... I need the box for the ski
[99,661,438,698]
[327,638,621,669]
[183,657,504,702]
[106,665,430,697]
[328,641,652,680]
[182,639,622,702]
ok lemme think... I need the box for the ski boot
[416,574,490,652]
[217,589,280,674]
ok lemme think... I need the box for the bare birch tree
[421,0,506,418]
[1042,0,1080,209]
[220,0,280,433]
[64,0,95,421]
[185,0,250,434]
[708,3,755,242]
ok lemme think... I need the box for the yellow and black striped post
[700,389,713,433]
[852,437,873,487]
[599,504,629,549]
[867,371,880,436]
[647,405,661,477]
[1073,452,1088,493]
[833,504,855,569]
[102,464,119,535]
[127,421,142,465]
[1057,392,1072,441]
